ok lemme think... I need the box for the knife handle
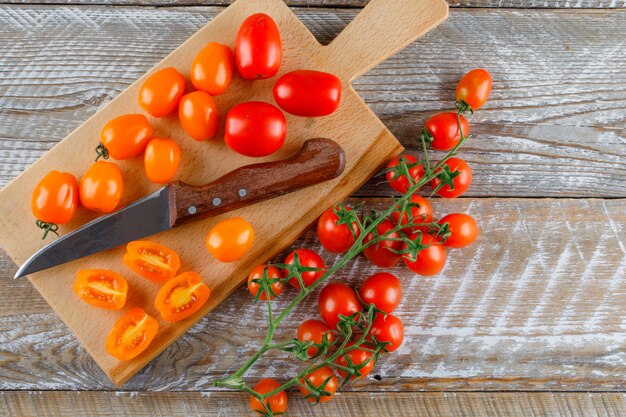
[168,138,345,227]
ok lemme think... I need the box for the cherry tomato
[179,91,218,141]
[317,206,360,254]
[273,70,342,117]
[31,171,79,233]
[79,161,123,213]
[358,272,402,313]
[143,138,180,184]
[250,378,288,415]
[391,195,433,233]
[99,114,153,160]
[105,307,158,361]
[319,283,361,329]
[362,219,402,268]
[138,67,186,117]
[154,272,211,322]
[439,213,479,248]
[297,319,335,357]
[299,366,337,403]
[190,42,233,95]
[248,265,284,301]
[224,101,286,157]
[425,112,470,151]
[73,269,127,310]
[284,249,326,289]
[123,240,181,283]
[456,68,493,111]
[335,342,374,380]
[430,157,472,198]
[205,217,254,262]
[235,13,282,80]
[369,313,404,352]
[385,154,425,194]
[403,233,447,276]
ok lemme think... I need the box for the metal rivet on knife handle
[238,189,247,197]
[187,206,197,215]
[212,198,221,206]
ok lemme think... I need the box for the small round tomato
[248,265,284,301]
[179,91,218,141]
[138,67,186,117]
[358,272,402,313]
[319,283,361,329]
[123,240,181,283]
[79,161,123,213]
[154,272,211,322]
[273,70,342,117]
[31,171,79,234]
[224,101,286,157]
[299,366,337,403]
[105,307,158,361]
[430,157,472,198]
[99,114,153,160]
[363,219,402,268]
[335,342,374,380]
[284,249,326,289]
[456,68,493,111]
[190,42,233,95]
[425,112,470,151]
[250,378,288,415]
[235,13,282,80]
[205,217,254,262]
[391,195,433,233]
[439,213,479,248]
[297,319,335,357]
[385,154,425,194]
[73,269,127,310]
[144,138,180,184]
[369,313,404,352]
[403,233,447,276]
[317,206,360,254]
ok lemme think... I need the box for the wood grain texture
[0,7,624,197]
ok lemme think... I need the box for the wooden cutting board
[0,0,448,386]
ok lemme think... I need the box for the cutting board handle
[324,0,448,82]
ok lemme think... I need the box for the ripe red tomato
[248,265,284,301]
[235,13,282,80]
[138,67,186,117]
[250,378,288,415]
[391,195,433,233]
[299,366,337,403]
[224,101,286,157]
[430,157,472,198]
[439,213,479,248]
[317,206,360,254]
[362,219,402,268]
[273,70,342,117]
[403,233,447,276]
[105,307,158,361]
[154,272,211,322]
[335,342,374,380]
[205,217,254,262]
[425,112,470,151]
[297,319,335,357]
[385,154,424,194]
[190,42,233,95]
[144,138,180,184]
[178,91,218,141]
[99,114,153,160]
[358,272,402,313]
[79,161,123,213]
[456,68,493,111]
[283,249,326,289]
[369,313,404,352]
[319,283,361,329]
[31,171,79,231]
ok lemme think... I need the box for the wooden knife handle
[168,138,345,227]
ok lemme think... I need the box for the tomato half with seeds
[105,307,158,361]
[179,91,218,141]
[138,67,186,117]
[297,319,335,357]
[205,217,254,262]
[425,112,470,151]
[319,283,361,329]
[358,272,402,314]
[144,138,180,184]
[273,70,342,117]
[369,313,404,352]
[250,378,288,415]
[123,240,181,283]
[154,272,211,322]
[31,170,79,233]
[430,157,472,198]
[79,161,123,213]
[73,269,128,310]
[439,213,479,248]
[362,219,402,268]
[235,13,282,80]
[299,366,337,403]
[248,265,284,301]
[284,249,326,289]
[456,68,493,111]
[403,233,447,276]
[99,114,153,160]
[317,206,361,254]
[391,195,433,234]
[225,101,286,157]
[385,154,425,194]
[190,42,233,95]
[335,342,374,380]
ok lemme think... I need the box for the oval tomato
[105,307,158,361]
[144,138,180,184]
[250,378,288,415]
[319,282,361,329]
[439,213,479,248]
[369,313,404,352]
[358,272,402,313]
[225,101,286,157]
[335,342,374,380]
[297,319,335,357]
[205,217,254,262]
[248,265,284,301]
[317,206,360,254]
[138,67,186,117]
[154,272,211,322]
[273,70,342,117]
[403,233,447,276]
[430,157,472,198]
[178,91,218,141]
[79,161,123,213]
[362,219,402,268]
[123,240,181,283]
[385,154,424,194]
[235,13,282,80]
[73,269,128,310]
[391,195,433,234]
[99,114,153,160]
[456,68,493,111]
[31,171,79,234]
[425,112,470,151]
[190,42,233,95]
[299,366,337,403]
[283,249,326,289]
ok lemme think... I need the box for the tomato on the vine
[299,366,337,403]
[319,283,361,329]
[248,265,284,301]
[250,378,288,415]
[205,217,254,262]
[144,138,180,184]
[362,219,402,268]
[284,249,326,289]
[225,101,286,157]
[385,154,425,194]
[79,161,123,213]
[179,91,218,141]
[273,70,342,117]
[154,272,211,322]
[138,67,186,118]
[456,68,492,111]
[335,342,374,380]
[190,42,233,96]
[31,171,79,233]
[73,269,127,310]
[317,206,360,254]
[99,114,153,160]
[297,319,335,357]
[358,272,402,313]
[439,213,479,248]
[391,195,433,233]
[403,233,447,276]
[369,313,404,352]
[430,157,472,198]
[235,13,282,80]
[425,112,470,151]
[105,307,158,361]
[123,240,181,283]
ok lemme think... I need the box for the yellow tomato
[205,217,254,262]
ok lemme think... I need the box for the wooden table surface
[0,0,624,416]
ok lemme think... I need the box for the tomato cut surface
[73,269,128,310]
[123,240,181,283]
[105,307,158,361]
[155,272,211,322]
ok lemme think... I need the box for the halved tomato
[73,269,128,310]
[154,272,211,322]
[123,241,181,283]
[105,307,158,361]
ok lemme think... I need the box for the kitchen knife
[15,138,345,279]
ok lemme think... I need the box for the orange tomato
[205,217,254,262]
[144,138,180,184]
[154,272,211,322]
[190,42,233,95]
[178,91,218,141]
[105,307,158,361]
[123,240,181,283]
[79,161,123,213]
[247,265,283,301]
[31,170,79,229]
[249,378,288,415]
[299,366,337,403]
[138,67,186,117]
[99,114,153,160]
[73,269,128,310]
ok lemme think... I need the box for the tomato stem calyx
[95,143,110,162]
[35,220,59,240]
